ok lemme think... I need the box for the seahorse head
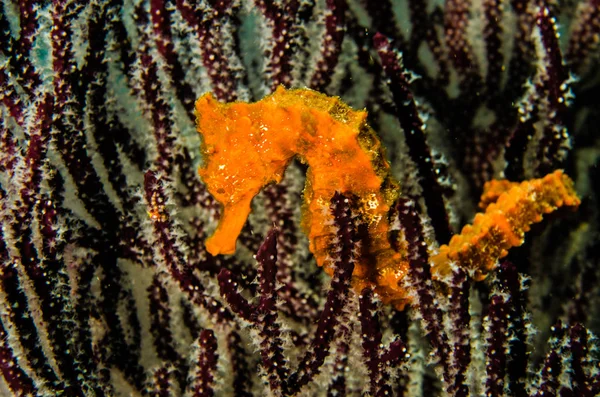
[195,92,294,255]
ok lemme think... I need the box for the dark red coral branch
[175,0,242,102]
[288,192,358,390]
[566,0,600,76]
[483,0,504,94]
[148,276,186,386]
[391,198,451,382]
[144,170,232,323]
[0,305,37,395]
[308,0,346,91]
[188,329,219,397]
[359,288,407,396]
[218,229,289,393]
[444,0,478,79]
[255,0,300,89]
[374,33,452,243]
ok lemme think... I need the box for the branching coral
[1,0,600,396]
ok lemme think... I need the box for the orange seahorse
[195,86,580,310]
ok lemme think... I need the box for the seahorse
[195,86,580,310]
[196,86,411,307]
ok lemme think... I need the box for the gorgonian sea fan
[1,0,599,396]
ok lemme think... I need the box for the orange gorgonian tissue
[195,87,580,309]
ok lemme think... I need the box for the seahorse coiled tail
[429,170,580,281]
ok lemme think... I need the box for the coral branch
[218,230,288,393]
[308,0,346,91]
[359,287,408,395]
[393,198,451,377]
[566,0,600,76]
[254,0,300,89]
[175,0,242,102]
[374,33,452,243]
[288,192,358,390]
[188,330,219,397]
